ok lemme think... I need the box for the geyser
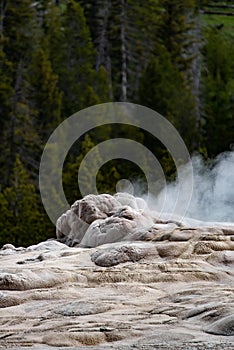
[151,151,234,223]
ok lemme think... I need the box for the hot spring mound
[0,193,234,349]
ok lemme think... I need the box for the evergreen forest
[0,0,233,246]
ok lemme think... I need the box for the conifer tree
[138,0,199,155]
[47,0,101,115]
[30,47,62,139]
[139,48,198,155]
[201,28,234,157]
[63,134,105,204]
[0,38,13,183]
[157,0,197,76]
[0,156,49,247]
[80,0,159,101]
[0,0,39,185]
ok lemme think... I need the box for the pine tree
[0,156,49,247]
[46,0,102,116]
[80,0,159,101]
[63,134,105,203]
[79,0,114,98]
[157,0,198,76]
[30,46,62,139]
[201,27,234,157]
[0,0,40,185]
[138,0,199,156]
[155,0,200,122]
[3,0,36,71]
[139,46,198,151]
[0,36,13,183]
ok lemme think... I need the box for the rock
[26,240,68,251]
[1,193,234,349]
[0,269,86,291]
[91,242,157,267]
[0,233,234,349]
[206,251,234,266]
[2,244,16,250]
[56,193,123,246]
[56,301,112,316]
[80,206,153,248]
[205,314,234,336]
[186,303,218,319]
[56,193,234,249]
[56,193,153,247]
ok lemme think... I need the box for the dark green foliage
[157,0,197,71]
[0,156,52,247]
[138,0,199,168]
[201,27,234,157]
[0,0,40,184]
[139,49,198,152]
[30,47,62,138]
[63,134,105,204]
[2,0,36,69]
[80,0,159,101]
[57,1,100,114]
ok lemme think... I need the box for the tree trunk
[120,0,127,101]
[95,0,113,99]
[95,0,109,71]
[0,0,7,37]
[8,61,23,185]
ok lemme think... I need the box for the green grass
[201,0,234,40]
[202,14,234,40]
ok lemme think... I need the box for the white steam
[151,151,234,223]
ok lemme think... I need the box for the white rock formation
[1,193,234,349]
[56,193,155,247]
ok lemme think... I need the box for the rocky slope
[0,194,234,349]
